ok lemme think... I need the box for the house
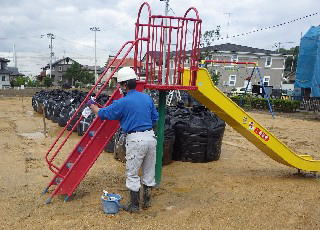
[199,43,287,92]
[0,58,12,89]
[7,67,24,81]
[81,65,105,83]
[40,57,78,86]
[140,44,287,92]
[40,57,106,86]
[104,56,142,82]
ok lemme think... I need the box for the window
[231,54,238,63]
[59,66,62,72]
[2,76,6,81]
[263,76,270,86]
[229,75,236,86]
[265,57,272,67]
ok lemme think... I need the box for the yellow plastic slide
[183,68,319,171]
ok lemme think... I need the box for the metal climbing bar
[134,2,202,90]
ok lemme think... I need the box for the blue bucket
[101,193,122,214]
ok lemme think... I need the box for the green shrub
[230,95,301,113]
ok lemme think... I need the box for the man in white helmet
[87,67,159,213]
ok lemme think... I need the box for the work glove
[86,97,96,107]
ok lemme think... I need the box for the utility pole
[13,44,17,68]
[90,27,100,83]
[155,0,170,185]
[224,12,232,40]
[275,41,294,53]
[161,0,169,84]
[41,33,55,79]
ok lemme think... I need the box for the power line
[54,35,116,53]
[216,12,319,40]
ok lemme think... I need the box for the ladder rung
[55,177,63,184]
[77,146,84,153]
[89,131,95,137]
[66,162,74,169]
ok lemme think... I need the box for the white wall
[282,83,294,91]
[0,74,11,88]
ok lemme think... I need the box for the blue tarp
[295,26,320,97]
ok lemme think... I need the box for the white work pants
[125,130,157,192]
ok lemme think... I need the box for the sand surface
[0,97,320,230]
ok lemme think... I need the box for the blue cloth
[295,26,320,97]
[98,90,159,133]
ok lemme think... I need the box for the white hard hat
[116,67,138,83]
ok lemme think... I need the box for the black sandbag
[113,131,126,162]
[206,128,225,161]
[102,127,119,154]
[77,113,95,136]
[104,133,116,153]
[172,104,226,163]
[163,123,175,165]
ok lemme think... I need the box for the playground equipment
[42,2,320,204]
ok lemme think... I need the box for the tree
[43,76,53,87]
[64,63,95,86]
[11,76,27,87]
[26,78,40,87]
[209,70,221,86]
[201,26,221,48]
[279,46,299,72]
[80,68,95,85]
[200,26,221,60]
[64,62,82,85]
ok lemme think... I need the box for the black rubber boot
[124,190,140,213]
[142,185,152,209]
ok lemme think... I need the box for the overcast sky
[0,0,319,76]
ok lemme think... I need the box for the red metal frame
[43,2,203,202]
[134,2,202,90]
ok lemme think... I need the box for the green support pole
[155,90,166,184]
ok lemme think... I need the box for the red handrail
[45,38,149,175]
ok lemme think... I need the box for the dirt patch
[0,97,320,229]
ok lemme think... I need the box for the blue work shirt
[98,90,159,133]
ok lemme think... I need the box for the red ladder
[42,39,147,204]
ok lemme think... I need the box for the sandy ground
[0,97,320,230]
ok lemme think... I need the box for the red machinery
[42,2,202,203]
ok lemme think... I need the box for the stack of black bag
[32,89,109,136]
[166,102,225,163]
[112,102,225,164]
[32,90,226,164]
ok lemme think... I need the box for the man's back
[98,90,158,133]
